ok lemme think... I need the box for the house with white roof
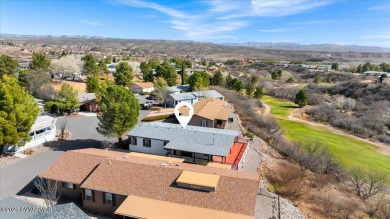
[2,115,57,154]
[167,90,224,107]
[127,122,249,169]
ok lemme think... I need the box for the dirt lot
[51,80,87,92]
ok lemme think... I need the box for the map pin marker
[174,101,194,128]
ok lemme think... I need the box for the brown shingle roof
[132,82,154,89]
[39,151,103,184]
[81,160,258,216]
[41,149,258,216]
[180,98,232,120]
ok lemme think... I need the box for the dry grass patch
[51,81,87,92]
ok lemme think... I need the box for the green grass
[262,96,298,118]
[262,96,390,183]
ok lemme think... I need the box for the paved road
[0,149,63,200]
[0,111,149,201]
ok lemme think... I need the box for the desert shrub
[307,92,325,105]
[266,163,304,199]
[265,86,299,101]
[378,135,390,144]
[23,148,34,155]
[198,161,208,166]
[306,103,338,123]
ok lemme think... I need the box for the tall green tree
[30,53,50,71]
[98,60,109,74]
[114,62,133,87]
[212,71,224,86]
[250,75,259,84]
[57,83,80,113]
[142,66,154,82]
[155,62,177,86]
[96,85,140,143]
[81,54,98,75]
[294,89,308,107]
[188,71,210,91]
[331,62,339,71]
[86,74,100,93]
[245,83,255,98]
[314,75,322,84]
[271,70,282,80]
[254,87,264,99]
[232,79,244,92]
[0,75,40,153]
[152,77,170,107]
[0,55,19,77]
[356,64,363,73]
[225,73,233,89]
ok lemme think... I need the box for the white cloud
[115,0,331,40]
[364,32,390,40]
[258,28,292,33]
[291,20,333,25]
[368,5,390,11]
[81,20,102,26]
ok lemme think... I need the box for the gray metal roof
[169,90,224,101]
[31,115,57,131]
[169,92,197,101]
[168,85,190,93]
[128,122,239,157]
[192,90,224,99]
[31,203,89,219]
[77,92,97,104]
[0,196,39,219]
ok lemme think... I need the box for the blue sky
[1,0,390,47]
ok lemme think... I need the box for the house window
[130,137,137,145]
[201,120,208,127]
[105,193,113,206]
[85,189,92,202]
[143,139,151,147]
[64,182,74,189]
[181,151,192,157]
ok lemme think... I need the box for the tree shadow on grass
[280,105,300,109]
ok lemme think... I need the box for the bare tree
[350,169,386,201]
[336,197,360,219]
[58,119,67,139]
[376,198,390,219]
[100,140,114,150]
[51,55,82,79]
[33,176,61,207]
[318,191,338,216]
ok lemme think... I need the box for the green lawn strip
[277,119,390,183]
[261,96,298,118]
[263,96,390,184]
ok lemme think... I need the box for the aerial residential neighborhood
[1,1,390,219]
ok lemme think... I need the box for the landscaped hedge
[141,114,174,122]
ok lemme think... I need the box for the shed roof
[176,171,220,189]
[128,122,239,157]
[132,82,154,89]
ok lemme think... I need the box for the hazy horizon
[1,0,390,48]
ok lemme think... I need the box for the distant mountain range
[220,42,390,53]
